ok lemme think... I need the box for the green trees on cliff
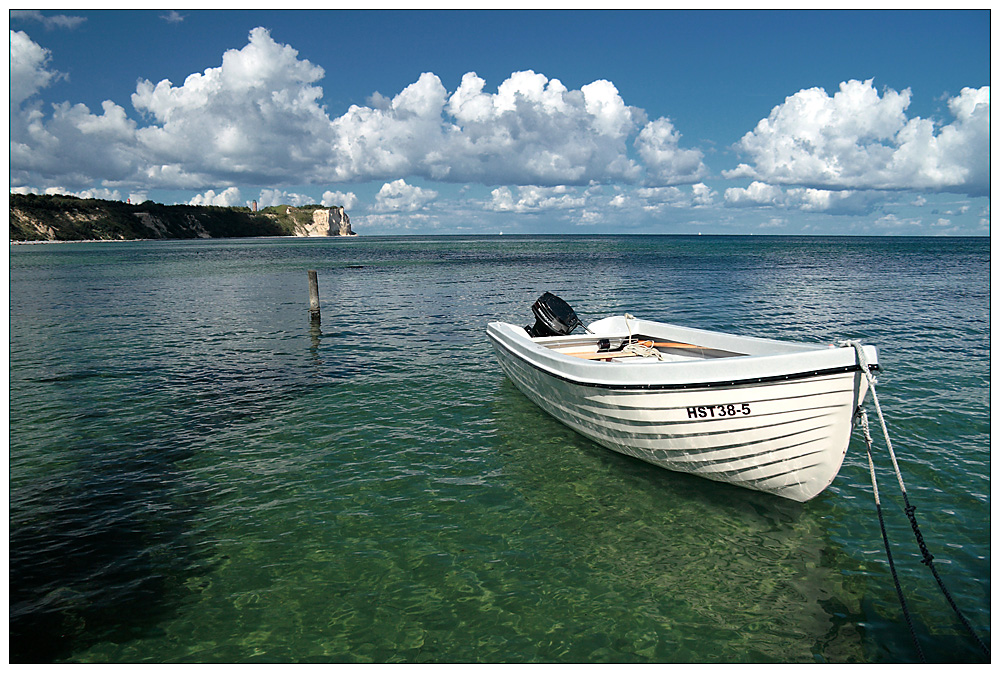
[8,193,316,241]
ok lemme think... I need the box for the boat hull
[488,318,873,502]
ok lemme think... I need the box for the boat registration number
[687,403,751,419]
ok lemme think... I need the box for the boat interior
[535,333,746,363]
[521,294,748,363]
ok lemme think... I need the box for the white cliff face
[296,207,355,236]
[327,206,355,236]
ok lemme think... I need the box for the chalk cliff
[329,206,355,236]
[9,194,358,242]
[295,206,355,237]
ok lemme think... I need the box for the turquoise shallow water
[8,235,990,663]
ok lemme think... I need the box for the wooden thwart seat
[562,341,705,360]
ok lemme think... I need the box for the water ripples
[9,236,989,663]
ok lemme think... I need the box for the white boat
[487,293,878,502]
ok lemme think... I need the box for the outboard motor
[525,292,584,337]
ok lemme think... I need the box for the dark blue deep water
[8,235,990,662]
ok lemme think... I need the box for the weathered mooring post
[308,270,321,323]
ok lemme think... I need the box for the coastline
[10,234,359,245]
[10,238,153,245]
[9,194,355,242]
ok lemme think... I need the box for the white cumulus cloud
[634,118,708,185]
[374,179,438,212]
[487,185,586,212]
[9,27,709,197]
[441,71,645,185]
[13,26,708,193]
[321,190,358,210]
[9,30,61,106]
[690,182,716,206]
[257,188,315,207]
[724,180,879,214]
[634,184,718,210]
[330,72,450,182]
[131,27,331,187]
[726,79,989,196]
[11,185,124,200]
[331,70,661,186]
[189,187,243,206]
[11,96,140,189]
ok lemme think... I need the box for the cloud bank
[726,79,989,197]
[10,27,707,194]
[8,26,989,232]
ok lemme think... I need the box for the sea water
[8,235,990,663]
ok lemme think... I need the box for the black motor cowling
[525,292,584,337]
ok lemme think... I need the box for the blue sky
[9,9,991,235]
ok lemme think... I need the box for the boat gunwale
[487,319,878,392]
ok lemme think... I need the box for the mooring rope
[857,408,924,662]
[844,340,990,659]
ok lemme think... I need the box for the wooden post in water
[308,270,321,323]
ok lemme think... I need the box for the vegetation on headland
[8,193,336,242]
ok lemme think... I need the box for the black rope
[865,438,925,662]
[875,504,925,661]
[846,344,991,661]
[902,500,991,658]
